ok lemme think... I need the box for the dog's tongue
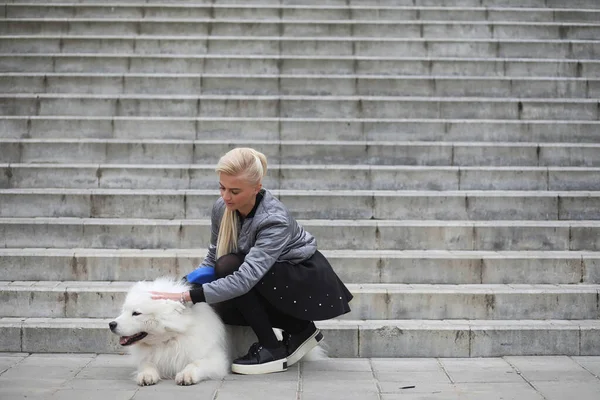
[119,336,131,345]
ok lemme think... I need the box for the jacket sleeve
[201,215,291,304]
[199,199,223,268]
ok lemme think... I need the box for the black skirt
[211,250,353,322]
[254,250,353,321]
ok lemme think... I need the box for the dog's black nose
[109,321,117,331]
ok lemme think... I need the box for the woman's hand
[150,291,191,303]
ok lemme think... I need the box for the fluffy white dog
[109,278,230,386]
[109,277,326,386]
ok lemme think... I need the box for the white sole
[287,329,322,367]
[231,359,288,375]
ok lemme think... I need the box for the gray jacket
[200,189,317,304]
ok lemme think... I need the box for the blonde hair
[216,148,268,258]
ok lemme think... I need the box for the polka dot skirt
[254,250,353,321]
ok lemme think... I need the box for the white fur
[111,278,229,386]
[111,277,327,386]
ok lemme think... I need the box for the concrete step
[4,164,600,191]
[4,54,599,76]
[6,4,600,22]
[2,139,599,167]
[4,0,598,8]
[3,0,598,8]
[1,281,598,321]
[2,248,598,285]
[4,36,600,59]
[2,18,600,40]
[2,116,599,143]
[2,188,600,220]
[3,93,599,120]
[2,217,599,251]
[1,317,598,357]
[3,72,598,98]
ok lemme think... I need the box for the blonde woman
[151,147,353,375]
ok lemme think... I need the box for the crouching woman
[151,147,353,375]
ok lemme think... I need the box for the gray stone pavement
[1,353,600,400]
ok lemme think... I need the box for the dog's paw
[175,367,200,386]
[136,369,160,386]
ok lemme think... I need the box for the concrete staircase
[1,0,600,358]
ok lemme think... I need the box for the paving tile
[301,378,379,394]
[0,377,66,389]
[453,382,544,400]
[18,354,94,368]
[377,370,452,386]
[302,390,380,400]
[216,387,298,400]
[301,359,372,372]
[1,365,82,380]
[572,356,600,377]
[63,378,138,390]
[74,366,136,380]
[532,380,600,400]
[301,370,374,381]
[0,355,25,371]
[88,354,134,368]
[49,389,137,400]
[371,358,443,373]
[0,387,59,399]
[505,356,597,381]
[381,391,460,400]
[440,358,523,383]
[379,381,457,395]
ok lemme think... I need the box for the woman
[151,147,353,375]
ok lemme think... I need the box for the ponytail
[215,147,267,258]
[216,209,239,259]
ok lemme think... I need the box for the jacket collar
[237,188,265,220]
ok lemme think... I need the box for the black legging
[213,253,310,349]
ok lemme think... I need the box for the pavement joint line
[503,356,548,399]
[296,359,303,400]
[571,355,600,381]
[437,357,455,384]
[211,376,224,400]
[67,354,97,388]
[367,357,383,397]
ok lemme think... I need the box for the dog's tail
[272,328,329,361]
[302,342,329,361]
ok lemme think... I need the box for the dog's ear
[173,301,186,314]
[158,301,188,334]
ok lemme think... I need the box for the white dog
[109,278,230,386]
[110,277,326,386]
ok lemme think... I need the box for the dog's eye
[132,311,141,316]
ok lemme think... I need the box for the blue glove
[185,266,216,285]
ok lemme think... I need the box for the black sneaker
[231,342,288,375]
[283,323,323,366]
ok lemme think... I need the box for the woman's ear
[256,183,262,194]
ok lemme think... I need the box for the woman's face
[219,173,261,216]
